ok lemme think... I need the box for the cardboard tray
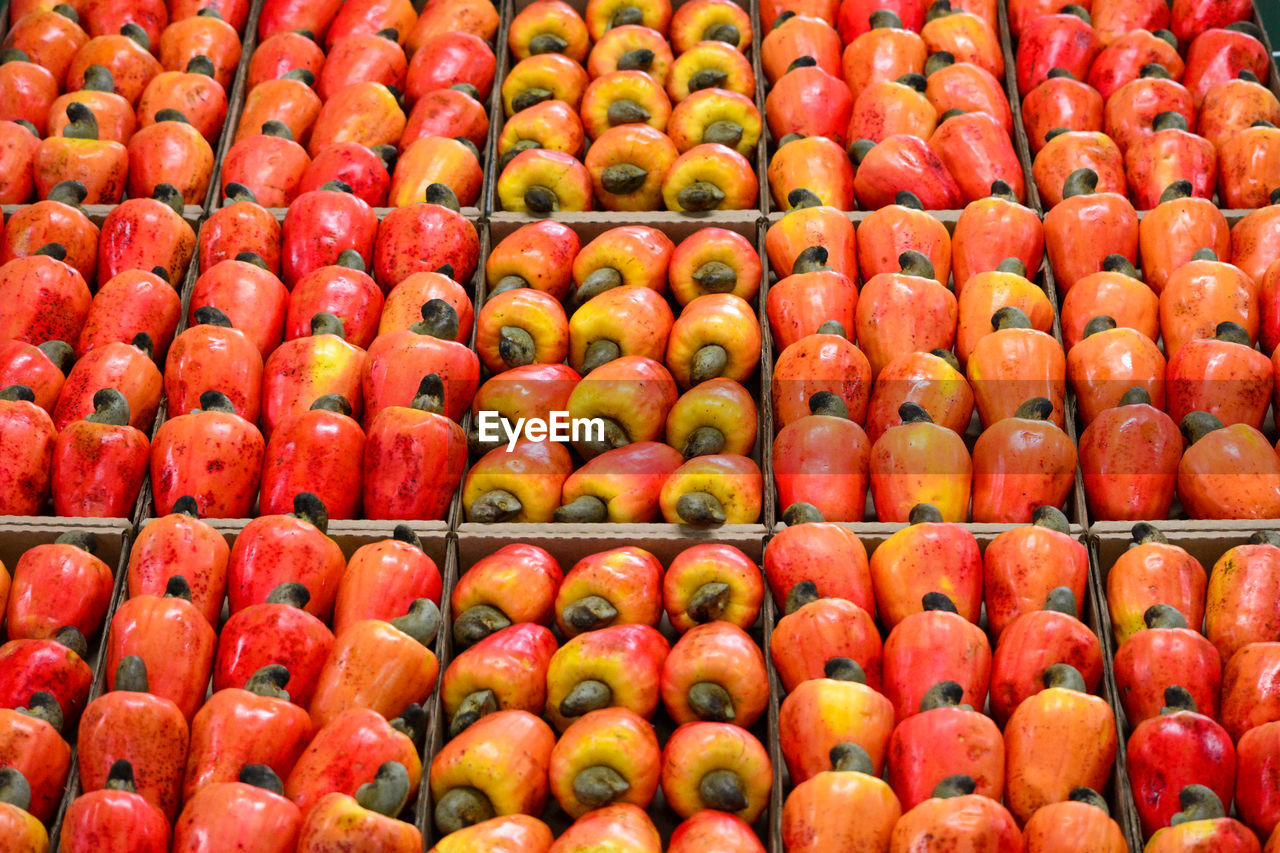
[760,206,1091,528]
[0,519,132,846]
[756,0,1038,219]
[47,519,452,849]
[1003,0,1280,213]
[487,0,768,219]
[135,210,489,532]
[1086,522,1280,850]
[213,0,493,220]
[763,522,1140,853]
[461,213,773,533]
[0,202,205,530]
[432,528,770,847]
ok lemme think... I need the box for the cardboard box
[1087,522,1280,851]
[136,209,488,532]
[0,203,205,528]
[0,519,132,846]
[489,0,768,218]
[434,528,769,846]
[51,518,452,849]
[764,522,1139,852]
[463,213,773,532]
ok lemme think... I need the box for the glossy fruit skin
[164,321,264,428]
[190,256,288,360]
[857,200,951,289]
[1223,643,1280,744]
[226,512,345,622]
[308,616,440,731]
[774,411,870,523]
[150,406,265,518]
[763,524,873,615]
[869,350,973,442]
[442,622,556,728]
[172,778,302,853]
[1141,195,1231,296]
[106,591,216,722]
[199,196,282,275]
[0,253,91,347]
[1238,721,1280,838]
[782,754,900,852]
[984,523,1088,643]
[282,187,377,289]
[450,544,563,633]
[888,704,1005,810]
[1208,537,1280,655]
[97,197,196,288]
[78,269,181,361]
[990,608,1104,727]
[3,196,100,286]
[855,267,957,379]
[298,143,392,209]
[889,788,1023,852]
[1088,29,1184,101]
[0,389,57,515]
[0,120,40,204]
[1116,623,1221,726]
[1044,185,1136,292]
[971,413,1076,524]
[77,687,189,822]
[213,601,334,710]
[286,707,421,819]
[51,407,150,518]
[53,338,162,432]
[660,621,767,728]
[1003,684,1117,825]
[1023,799,1127,852]
[553,546,663,639]
[545,624,670,732]
[0,706,70,823]
[1080,400,1181,522]
[430,709,556,827]
[0,635,91,732]
[772,597,884,693]
[1179,423,1280,520]
[549,707,661,819]
[853,134,964,210]
[427,814,553,853]
[128,509,229,627]
[7,540,113,641]
[884,608,992,723]
[221,130,311,209]
[61,782,171,853]
[183,684,314,802]
[1129,704,1236,836]
[333,537,441,637]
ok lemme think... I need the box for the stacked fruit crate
[4,0,1280,849]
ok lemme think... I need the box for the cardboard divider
[761,208,1087,528]
[1086,522,1280,851]
[467,214,773,531]
[478,0,515,218]
[764,521,1133,851]
[137,209,487,530]
[0,519,132,847]
[442,528,770,846]
[56,519,451,848]
[997,0,1043,214]
[202,0,267,213]
[489,0,767,218]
